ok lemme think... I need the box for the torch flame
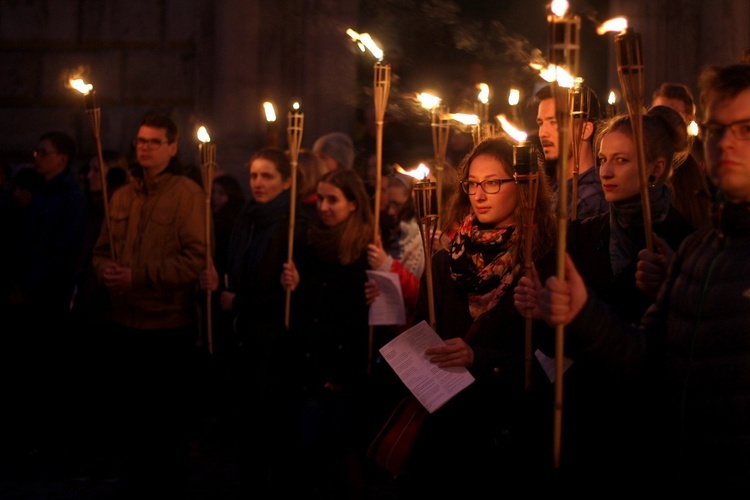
[508,88,520,106]
[197,126,211,143]
[346,28,384,61]
[449,113,480,126]
[477,83,489,105]
[496,115,528,143]
[263,101,277,122]
[417,92,442,110]
[396,163,431,181]
[688,120,699,137]
[551,0,569,17]
[608,91,617,105]
[69,78,93,95]
[597,17,628,35]
[531,63,575,88]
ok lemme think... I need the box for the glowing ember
[346,28,384,61]
[263,102,277,122]
[597,17,628,35]
[496,115,528,143]
[69,78,93,95]
[551,0,569,17]
[477,83,489,105]
[531,63,575,88]
[417,92,442,110]
[449,113,480,126]
[396,163,431,181]
[197,126,211,143]
[688,120,699,137]
[508,89,520,106]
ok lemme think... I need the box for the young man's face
[134,125,177,175]
[702,87,750,203]
[536,98,559,161]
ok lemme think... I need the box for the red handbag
[367,395,428,478]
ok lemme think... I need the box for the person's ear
[582,121,595,141]
[651,158,667,182]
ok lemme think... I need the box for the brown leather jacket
[93,172,207,329]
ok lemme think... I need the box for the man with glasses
[530,63,750,489]
[6,130,86,463]
[92,113,206,497]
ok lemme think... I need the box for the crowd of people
[1,61,749,498]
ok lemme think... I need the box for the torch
[198,126,216,355]
[513,141,539,391]
[418,94,450,226]
[412,174,439,331]
[569,78,587,220]
[548,0,580,469]
[615,27,653,252]
[346,27,390,237]
[285,102,304,329]
[70,77,116,261]
[263,101,278,148]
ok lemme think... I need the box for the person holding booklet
[396,137,559,497]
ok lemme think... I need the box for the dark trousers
[112,323,196,496]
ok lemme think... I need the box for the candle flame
[551,0,569,17]
[688,120,699,137]
[476,83,489,105]
[608,91,617,105]
[263,102,277,122]
[449,113,480,126]
[508,88,520,106]
[396,163,431,181]
[496,115,528,143]
[69,78,93,95]
[417,92,442,110]
[346,28,384,61]
[197,126,211,143]
[531,63,575,88]
[597,17,628,35]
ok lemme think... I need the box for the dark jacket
[555,205,695,490]
[404,247,557,496]
[565,201,750,489]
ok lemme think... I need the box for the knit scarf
[448,214,522,319]
[609,184,672,276]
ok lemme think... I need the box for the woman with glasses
[397,137,559,497]
[514,105,696,492]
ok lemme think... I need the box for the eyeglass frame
[132,137,170,150]
[460,178,515,195]
[698,118,750,142]
[33,147,60,158]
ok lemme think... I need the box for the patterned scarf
[448,213,522,319]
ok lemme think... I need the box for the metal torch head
[412,179,438,221]
[513,141,538,178]
[614,28,644,76]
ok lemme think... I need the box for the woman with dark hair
[282,168,375,499]
[400,137,558,497]
[199,147,307,497]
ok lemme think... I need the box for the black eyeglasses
[33,148,60,158]
[133,138,169,150]
[698,119,750,142]
[460,178,514,195]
